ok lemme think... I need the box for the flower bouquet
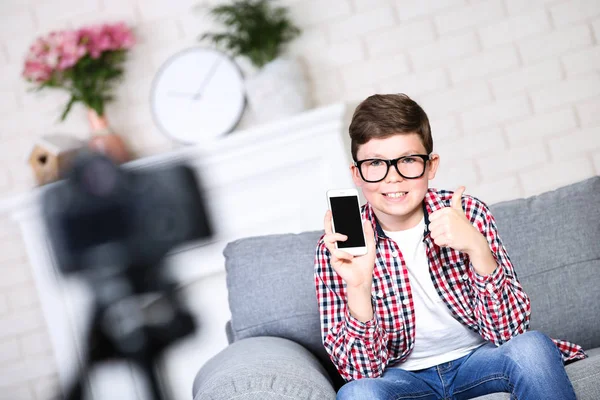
[23,21,135,120]
[22,22,135,163]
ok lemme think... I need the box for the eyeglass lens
[360,156,426,182]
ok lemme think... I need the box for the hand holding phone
[326,188,368,255]
[324,189,376,289]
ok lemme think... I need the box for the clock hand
[193,57,222,101]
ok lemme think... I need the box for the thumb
[451,186,465,211]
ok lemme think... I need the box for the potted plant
[200,0,310,124]
[22,22,135,163]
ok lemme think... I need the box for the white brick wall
[504,108,578,146]
[0,295,9,316]
[408,31,480,69]
[376,67,449,98]
[0,0,599,397]
[448,45,520,84]
[549,0,600,27]
[365,19,436,57]
[562,46,600,76]
[593,17,600,40]
[530,73,600,111]
[478,9,552,49]
[548,127,600,158]
[518,24,593,64]
[394,0,467,22]
[418,81,492,118]
[328,6,397,43]
[433,0,505,35]
[477,140,550,181]
[289,0,352,26]
[577,97,600,127]
[519,157,595,196]
[593,151,600,174]
[341,54,410,90]
[459,94,531,131]
[488,59,562,99]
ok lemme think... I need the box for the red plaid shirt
[314,188,587,382]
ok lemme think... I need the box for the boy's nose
[385,165,404,183]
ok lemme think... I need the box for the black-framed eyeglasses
[354,154,431,183]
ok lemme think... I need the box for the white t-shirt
[384,217,484,371]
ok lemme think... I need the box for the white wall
[0,0,599,398]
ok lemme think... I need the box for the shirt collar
[362,188,447,240]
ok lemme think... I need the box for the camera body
[42,152,213,275]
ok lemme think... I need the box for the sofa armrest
[192,336,336,400]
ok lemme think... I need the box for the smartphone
[326,188,368,256]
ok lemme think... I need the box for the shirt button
[486,283,494,292]
[391,251,398,258]
[461,274,468,281]
[402,298,410,305]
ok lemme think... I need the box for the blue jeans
[337,331,576,400]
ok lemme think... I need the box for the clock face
[150,47,246,144]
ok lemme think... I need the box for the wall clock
[150,47,246,144]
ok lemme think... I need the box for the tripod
[40,153,212,400]
[61,259,196,400]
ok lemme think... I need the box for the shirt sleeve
[314,237,390,381]
[467,198,531,344]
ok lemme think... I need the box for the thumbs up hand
[428,186,485,254]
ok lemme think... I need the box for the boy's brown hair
[349,93,433,161]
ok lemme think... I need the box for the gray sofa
[192,176,600,400]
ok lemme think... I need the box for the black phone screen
[330,195,365,248]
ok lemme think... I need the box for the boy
[314,94,586,399]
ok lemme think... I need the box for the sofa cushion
[224,231,322,345]
[489,176,600,350]
[192,337,337,400]
[223,231,344,388]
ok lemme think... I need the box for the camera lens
[78,156,119,197]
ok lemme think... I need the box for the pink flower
[77,22,135,59]
[22,28,89,79]
[108,22,135,50]
[22,21,135,120]
[22,60,53,83]
[28,37,49,58]
[55,30,86,70]
[78,25,102,58]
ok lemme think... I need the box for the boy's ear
[350,164,364,187]
[427,153,440,180]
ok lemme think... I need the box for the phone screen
[330,195,366,248]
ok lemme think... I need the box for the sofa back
[489,176,600,350]
[223,176,600,381]
[223,230,341,384]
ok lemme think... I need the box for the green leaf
[200,0,301,68]
[60,96,77,121]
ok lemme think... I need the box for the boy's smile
[351,133,439,232]
[382,191,408,200]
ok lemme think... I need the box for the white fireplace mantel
[0,103,356,399]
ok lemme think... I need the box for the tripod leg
[64,375,86,400]
[137,357,168,400]
[62,304,110,400]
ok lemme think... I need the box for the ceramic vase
[87,108,131,164]
[244,57,311,124]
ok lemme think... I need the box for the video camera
[41,151,213,400]
[43,151,212,274]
